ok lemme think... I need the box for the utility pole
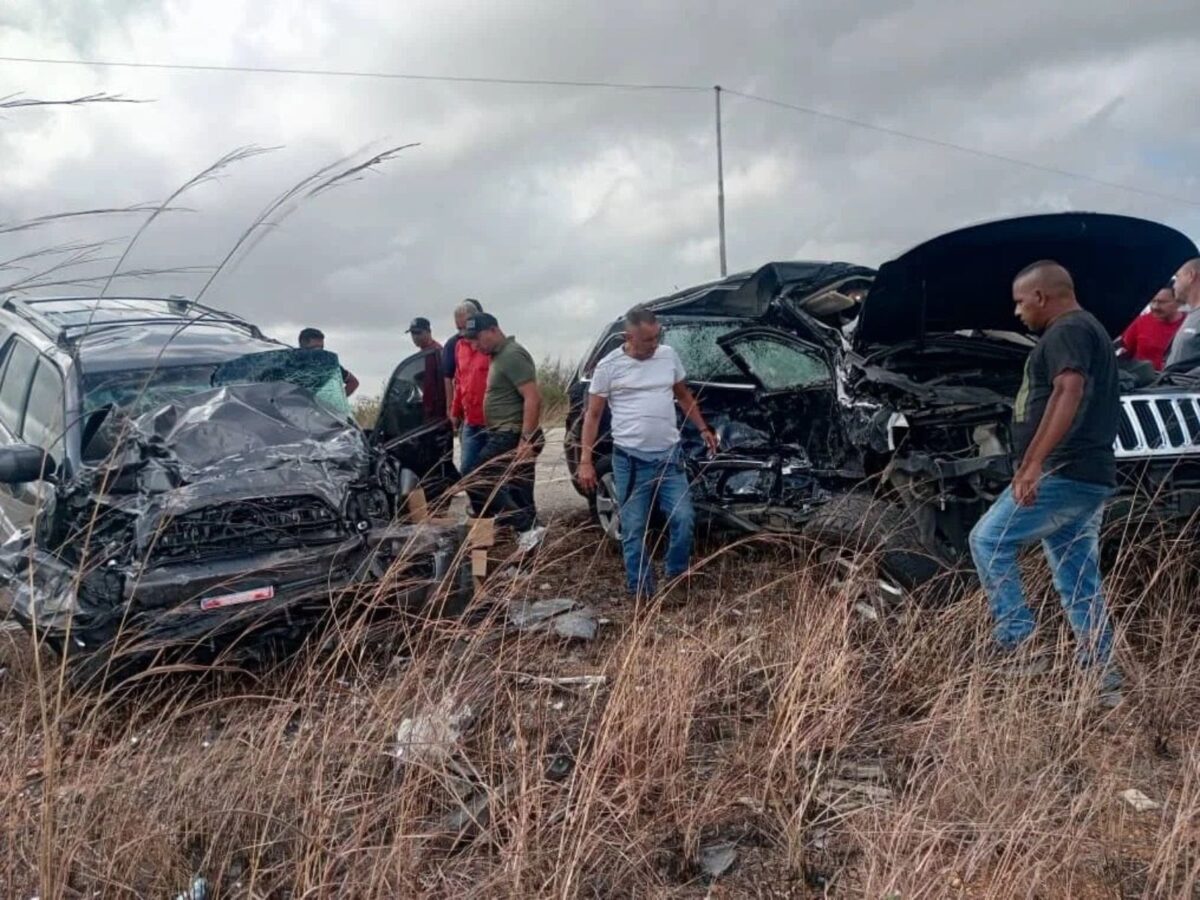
[714,85,727,277]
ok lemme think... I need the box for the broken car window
[732,337,831,391]
[212,349,351,418]
[661,322,745,382]
[83,364,219,418]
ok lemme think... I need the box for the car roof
[0,295,286,373]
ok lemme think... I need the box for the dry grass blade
[5,507,1197,897]
[0,92,149,109]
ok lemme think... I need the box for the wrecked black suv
[566,213,1200,591]
[0,296,466,675]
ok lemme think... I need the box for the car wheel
[802,491,952,607]
[590,463,622,543]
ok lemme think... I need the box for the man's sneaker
[517,525,547,554]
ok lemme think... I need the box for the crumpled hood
[83,382,369,550]
[855,213,1198,348]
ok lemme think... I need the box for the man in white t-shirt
[578,305,719,598]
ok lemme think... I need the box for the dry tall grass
[2,511,1199,898]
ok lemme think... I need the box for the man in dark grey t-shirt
[969,261,1122,705]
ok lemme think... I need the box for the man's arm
[1117,320,1137,356]
[672,382,719,454]
[577,393,608,492]
[1011,369,1084,506]
[516,381,542,460]
[343,369,360,397]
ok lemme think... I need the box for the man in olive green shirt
[464,313,545,551]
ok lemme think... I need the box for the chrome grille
[1115,394,1200,458]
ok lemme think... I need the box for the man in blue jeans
[577,306,719,598]
[969,260,1123,704]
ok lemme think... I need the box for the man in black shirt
[968,261,1122,704]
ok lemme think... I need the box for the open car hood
[855,213,1199,348]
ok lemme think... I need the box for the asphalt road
[533,427,588,522]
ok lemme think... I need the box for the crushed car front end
[1,381,470,670]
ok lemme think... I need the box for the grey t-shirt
[1011,310,1118,486]
[1164,306,1200,371]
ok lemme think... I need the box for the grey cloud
[1,0,1198,390]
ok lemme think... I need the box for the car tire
[802,491,950,602]
[587,458,622,544]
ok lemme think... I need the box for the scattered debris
[841,761,887,781]
[818,778,894,807]
[172,876,209,900]
[1120,788,1162,812]
[439,786,491,837]
[394,696,476,767]
[517,674,608,688]
[509,598,576,627]
[698,841,738,880]
[735,795,765,815]
[854,601,880,622]
[509,599,599,641]
[818,761,894,809]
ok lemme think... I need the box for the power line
[0,55,705,93]
[2,54,1195,209]
[723,88,1200,210]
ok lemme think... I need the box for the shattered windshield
[82,364,219,418]
[212,349,351,418]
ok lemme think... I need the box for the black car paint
[566,213,1200,577]
[0,297,467,672]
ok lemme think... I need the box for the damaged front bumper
[0,521,471,659]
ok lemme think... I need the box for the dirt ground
[3,448,1200,897]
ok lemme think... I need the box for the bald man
[1164,259,1200,371]
[969,260,1122,704]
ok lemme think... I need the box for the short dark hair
[1013,259,1074,289]
[624,305,657,328]
[298,327,324,345]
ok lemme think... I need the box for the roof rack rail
[0,295,266,347]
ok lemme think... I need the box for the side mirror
[0,444,57,485]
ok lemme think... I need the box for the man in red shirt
[450,330,491,473]
[1119,286,1184,370]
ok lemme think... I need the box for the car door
[0,337,58,534]
[716,326,843,454]
[376,346,458,495]
[717,327,834,392]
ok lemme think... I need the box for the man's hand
[516,438,536,463]
[1012,461,1042,507]
[449,416,461,431]
[701,428,720,457]
[577,459,597,493]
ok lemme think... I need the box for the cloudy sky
[2,0,1198,393]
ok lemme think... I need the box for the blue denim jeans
[611,446,695,597]
[968,475,1115,670]
[459,423,487,475]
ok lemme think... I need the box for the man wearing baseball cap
[404,316,446,421]
[463,312,546,552]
